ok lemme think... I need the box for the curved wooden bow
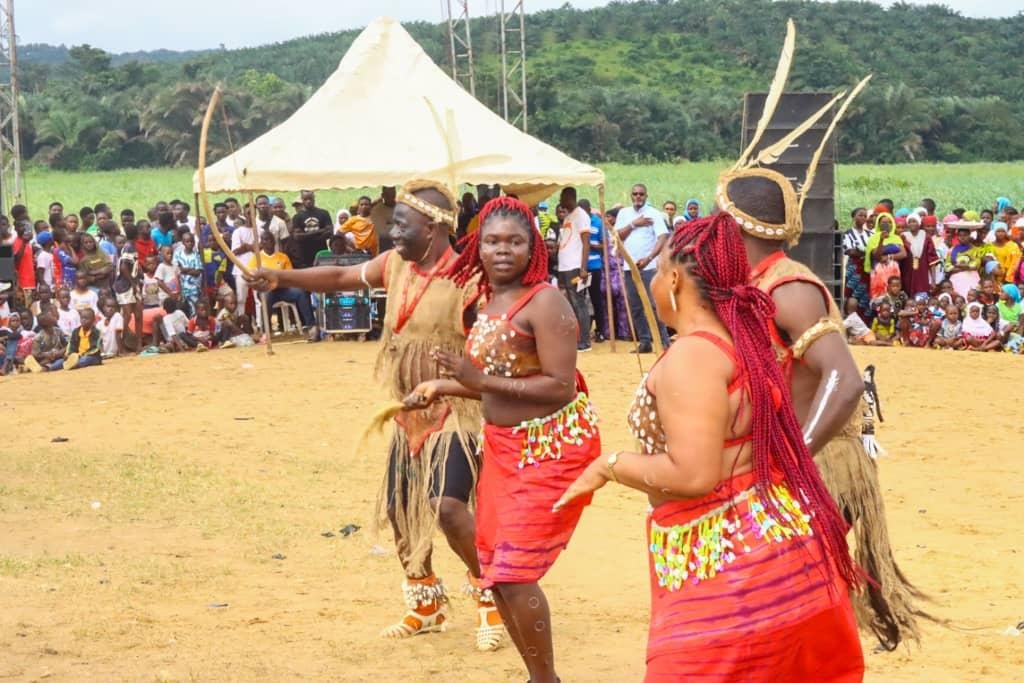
[197,86,252,277]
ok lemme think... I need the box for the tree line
[16,0,1024,171]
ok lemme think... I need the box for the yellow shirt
[74,327,92,356]
[992,240,1021,283]
[338,215,379,256]
[246,250,292,271]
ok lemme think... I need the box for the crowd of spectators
[5,187,1020,377]
[841,198,1024,353]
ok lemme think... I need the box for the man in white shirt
[613,183,670,353]
[254,195,290,252]
[557,187,593,351]
[230,217,257,314]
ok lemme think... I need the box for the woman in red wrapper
[405,196,599,683]
[555,214,865,682]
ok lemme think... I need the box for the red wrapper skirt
[475,397,600,588]
[645,470,864,682]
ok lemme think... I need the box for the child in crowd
[872,275,908,315]
[997,283,1022,330]
[155,245,181,300]
[35,231,57,288]
[159,297,197,352]
[871,302,898,345]
[55,287,81,337]
[113,253,142,352]
[70,271,100,316]
[0,311,29,375]
[187,299,217,350]
[140,254,168,346]
[902,297,937,348]
[25,308,66,372]
[215,291,251,347]
[55,230,79,288]
[173,232,203,316]
[134,220,156,264]
[97,299,123,359]
[62,307,103,370]
[30,283,53,320]
[962,302,996,350]
[978,276,999,306]
[1005,312,1024,354]
[933,305,964,349]
[843,297,876,345]
[870,252,901,300]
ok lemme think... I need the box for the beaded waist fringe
[508,392,597,469]
[649,482,813,592]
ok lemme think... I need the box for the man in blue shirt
[613,183,670,353]
[579,198,608,342]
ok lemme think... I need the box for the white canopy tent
[192,16,604,201]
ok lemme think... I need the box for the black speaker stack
[741,92,842,301]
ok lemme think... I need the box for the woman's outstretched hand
[552,457,609,512]
[433,348,485,392]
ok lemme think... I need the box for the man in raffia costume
[247,179,505,652]
[712,19,929,650]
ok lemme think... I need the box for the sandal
[466,573,506,652]
[381,576,449,639]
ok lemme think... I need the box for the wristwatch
[606,451,621,483]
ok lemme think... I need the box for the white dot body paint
[528,596,540,609]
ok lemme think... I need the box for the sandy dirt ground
[1,340,1023,682]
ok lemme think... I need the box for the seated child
[159,298,198,352]
[871,302,898,346]
[933,305,964,350]
[843,297,875,345]
[187,299,218,350]
[962,302,996,351]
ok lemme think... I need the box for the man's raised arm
[246,251,390,294]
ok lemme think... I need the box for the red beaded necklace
[393,247,454,334]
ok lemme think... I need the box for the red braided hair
[669,213,858,588]
[446,195,549,299]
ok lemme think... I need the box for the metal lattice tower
[444,0,476,96]
[498,0,528,132]
[0,0,21,212]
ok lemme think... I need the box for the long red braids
[670,213,858,588]
[447,196,549,299]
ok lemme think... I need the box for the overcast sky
[19,0,1024,53]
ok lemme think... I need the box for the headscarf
[864,212,902,271]
[996,197,1012,215]
[895,208,911,218]
[962,302,992,339]
[1002,283,1022,304]
[682,198,701,222]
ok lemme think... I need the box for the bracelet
[606,451,621,483]
[792,318,843,359]
[359,261,372,289]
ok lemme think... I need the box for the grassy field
[22,161,1024,226]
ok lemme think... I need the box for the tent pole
[610,219,664,356]
[192,192,209,311]
[598,185,615,352]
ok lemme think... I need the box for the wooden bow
[197,86,275,354]
[196,86,251,277]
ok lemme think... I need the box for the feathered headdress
[716,20,872,245]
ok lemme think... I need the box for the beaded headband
[719,19,871,246]
[397,179,458,231]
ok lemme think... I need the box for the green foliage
[23,161,1024,232]
[15,0,1024,171]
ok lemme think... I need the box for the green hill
[17,0,1024,170]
